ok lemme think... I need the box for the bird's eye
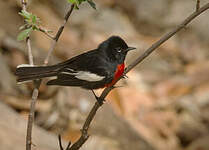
[115,47,122,52]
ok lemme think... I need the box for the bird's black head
[98,36,136,64]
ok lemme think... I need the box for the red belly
[105,63,125,87]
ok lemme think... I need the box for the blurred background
[0,0,209,150]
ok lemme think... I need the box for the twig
[58,135,71,150]
[21,0,34,65]
[196,0,200,12]
[44,4,75,65]
[26,81,41,150]
[22,0,27,11]
[38,27,55,40]
[21,1,75,150]
[26,37,33,65]
[67,2,209,150]
[20,1,37,150]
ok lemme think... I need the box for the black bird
[15,36,136,90]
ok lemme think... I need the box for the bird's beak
[126,47,136,51]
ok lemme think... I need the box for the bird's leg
[112,85,124,89]
[91,90,104,105]
[122,74,128,79]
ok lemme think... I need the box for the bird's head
[98,36,136,63]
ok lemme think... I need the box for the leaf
[67,0,78,4]
[17,28,32,41]
[19,10,32,20]
[87,0,96,9]
[32,15,37,24]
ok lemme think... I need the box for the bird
[15,36,136,91]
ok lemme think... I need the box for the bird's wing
[56,50,115,83]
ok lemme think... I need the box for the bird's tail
[15,64,59,83]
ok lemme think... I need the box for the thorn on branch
[58,135,71,150]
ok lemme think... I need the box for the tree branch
[26,81,41,150]
[66,2,209,150]
[38,27,55,40]
[21,0,34,65]
[20,1,37,150]
[44,4,75,65]
[196,0,200,12]
[20,1,75,150]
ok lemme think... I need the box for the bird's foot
[122,74,128,79]
[112,85,124,89]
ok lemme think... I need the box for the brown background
[0,0,209,150]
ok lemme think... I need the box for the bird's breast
[104,63,125,87]
[114,63,125,79]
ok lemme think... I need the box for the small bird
[15,36,136,91]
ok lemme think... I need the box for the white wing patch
[17,80,33,84]
[61,70,105,82]
[75,71,105,82]
[17,64,35,68]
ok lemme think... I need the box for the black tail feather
[47,79,84,86]
[15,65,59,83]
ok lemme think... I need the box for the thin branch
[58,135,64,150]
[26,81,41,150]
[26,37,33,65]
[58,135,71,150]
[67,2,209,150]
[20,1,75,150]
[22,0,27,11]
[44,4,75,65]
[22,0,34,65]
[20,1,37,150]
[196,0,200,12]
[38,27,55,40]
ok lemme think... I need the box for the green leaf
[17,28,32,41]
[87,0,96,9]
[67,0,78,4]
[19,10,32,20]
[67,0,79,9]
[32,15,37,24]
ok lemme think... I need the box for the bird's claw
[112,85,124,89]
[122,74,128,79]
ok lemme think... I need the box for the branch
[26,81,41,150]
[20,1,75,150]
[196,0,200,12]
[20,1,37,150]
[44,4,75,65]
[38,27,54,39]
[58,135,71,150]
[66,2,209,150]
[21,0,33,65]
